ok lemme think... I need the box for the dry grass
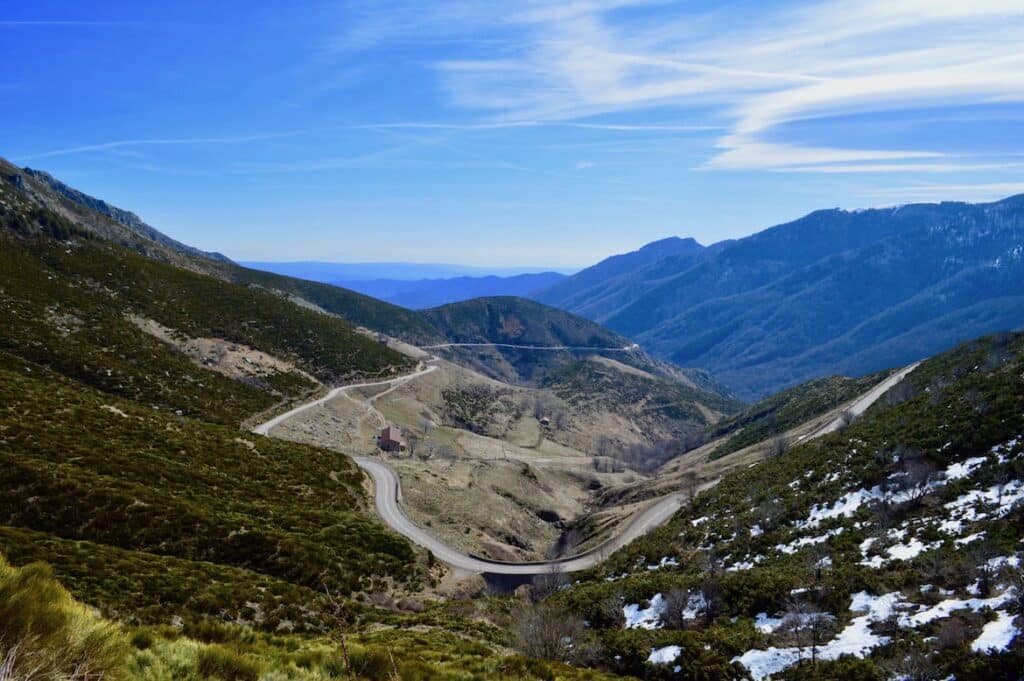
[0,555,127,681]
[280,357,649,560]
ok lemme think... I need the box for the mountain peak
[637,235,704,253]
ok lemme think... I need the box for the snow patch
[754,613,785,634]
[624,594,665,629]
[647,556,679,571]
[970,611,1019,653]
[735,592,904,680]
[647,645,682,665]
[776,528,844,555]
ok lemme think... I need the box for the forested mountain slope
[534,237,723,322]
[535,197,1024,400]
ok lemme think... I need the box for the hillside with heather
[545,332,1023,679]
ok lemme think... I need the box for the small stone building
[379,425,406,452]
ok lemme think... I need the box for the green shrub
[130,629,156,650]
[497,655,556,681]
[0,554,127,680]
[347,645,395,681]
[195,645,262,681]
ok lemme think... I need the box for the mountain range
[331,272,566,309]
[534,198,1024,399]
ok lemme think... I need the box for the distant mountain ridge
[536,197,1024,399]
[534,236,732,322]
[335,272,566,309]
[241,260,572,281]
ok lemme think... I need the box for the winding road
[422,342,640,352]
[809,361,921,438]
[253,354,921,575]
[355,456,682,574]
[252,363,438,436]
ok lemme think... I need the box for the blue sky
[3,1,1023,268]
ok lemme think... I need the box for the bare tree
[971,541,998,598]
[884,378,916,407]
[553,410,569,430]
[593,591,626,629]
[682,472,700,506]
[511,604,600,666]
[681,430,706,453]
[699,552,724,624]
[928,377,948,406]
[420,416,436,436]
[662,587,700,629]
[767,435,788,458]
[616,439,683,473]
[780,597,835,668]
[1010,562,1024,615]
[530,564,570,602]
[898,458,939,506]
[883,647,942,681]
[935,618,969,651]
[756,498,782,533]
[324,585,358,681]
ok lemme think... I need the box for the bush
[130,629,156,650]
[0,555,127,680]
[195,645,262,681]
[347,645,395,681]
[512,603,600,666]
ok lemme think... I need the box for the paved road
[252,363,438,437]
[254,359,920,574]
[251,359,679,574]
[809,361,921,438]
[422,342,640,352]
[355,455,683,574]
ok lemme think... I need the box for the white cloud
[860,182,1024,202]
[352,0,1024,172]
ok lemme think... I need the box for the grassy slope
[705,371,889,460]
[542,331,1024,680]
[2,181,415,425]
[545,359,743,438]
[422,296,631,347]
[420,296,708,391]
[0,550,627,681]
[0,177,421,607]
[228,263,445,345]
[0,352,417,595]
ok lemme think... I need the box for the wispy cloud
[0,20,122,26]
[860,181,1024,202]
[344,0,1024,172]
[14,132,310,162]
[777,161,1024,174]
[16,120,714,163]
